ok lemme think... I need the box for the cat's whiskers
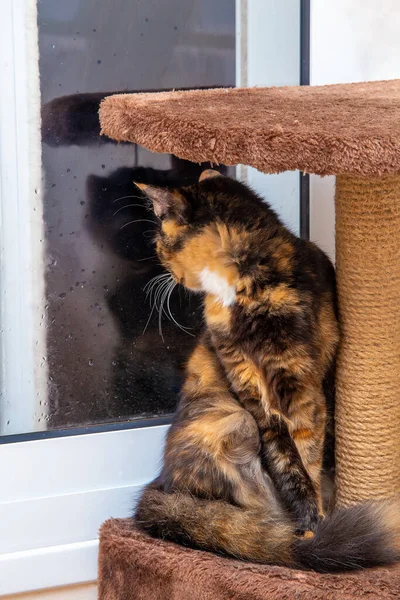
[112,203,148,217]
[148,277,172,332]
[143,273,168,293]
[144,277,167,313]
[143,273,195,340]
[154,277,171,312]
[157,277,174,342]
[166,281,195,336]
[120,219,158,230]
[112,194,148,204]
[143,230,156,239]
[142,274,170,336]
[137,255,158,262]
[144,273,170,304]
[112,194,161,224]
[142,302,156,337]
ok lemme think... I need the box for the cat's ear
[134,182,187,218]
[199,169,222,182]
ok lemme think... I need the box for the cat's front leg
[230,389,321,533]
[259,414,321,534]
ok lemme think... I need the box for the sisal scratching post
[335,175,400,505]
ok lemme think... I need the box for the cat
[134,170,400,572]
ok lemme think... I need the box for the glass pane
[36,0,235,430]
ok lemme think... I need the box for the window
[0,1,301,595]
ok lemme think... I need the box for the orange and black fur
[134,170,400,572]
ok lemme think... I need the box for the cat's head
[136,170,274,302]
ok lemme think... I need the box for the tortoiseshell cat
[135,170,400,572]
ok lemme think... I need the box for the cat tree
[97,81,400,599]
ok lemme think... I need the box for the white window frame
[0,425,168,595]
[237,0,301,233]
[0,1,302,595]
[0,0,46,436]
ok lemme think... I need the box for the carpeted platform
[99,80,400,177]
[98,519,400,600]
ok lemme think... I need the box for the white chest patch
[199,267,236,307]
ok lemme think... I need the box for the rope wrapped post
[335,176,400,505]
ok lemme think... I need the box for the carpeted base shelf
[98,519,400,600]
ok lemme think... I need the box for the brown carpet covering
[98,519,400,600]
[99,79,400,177]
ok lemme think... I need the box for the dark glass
[38,0,235,429]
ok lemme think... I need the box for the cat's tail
[293,499,400,572]
[134,481,294,565]
[135,482,400,572]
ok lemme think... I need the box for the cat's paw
[296,529,315,539]
[294,507,321,536]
